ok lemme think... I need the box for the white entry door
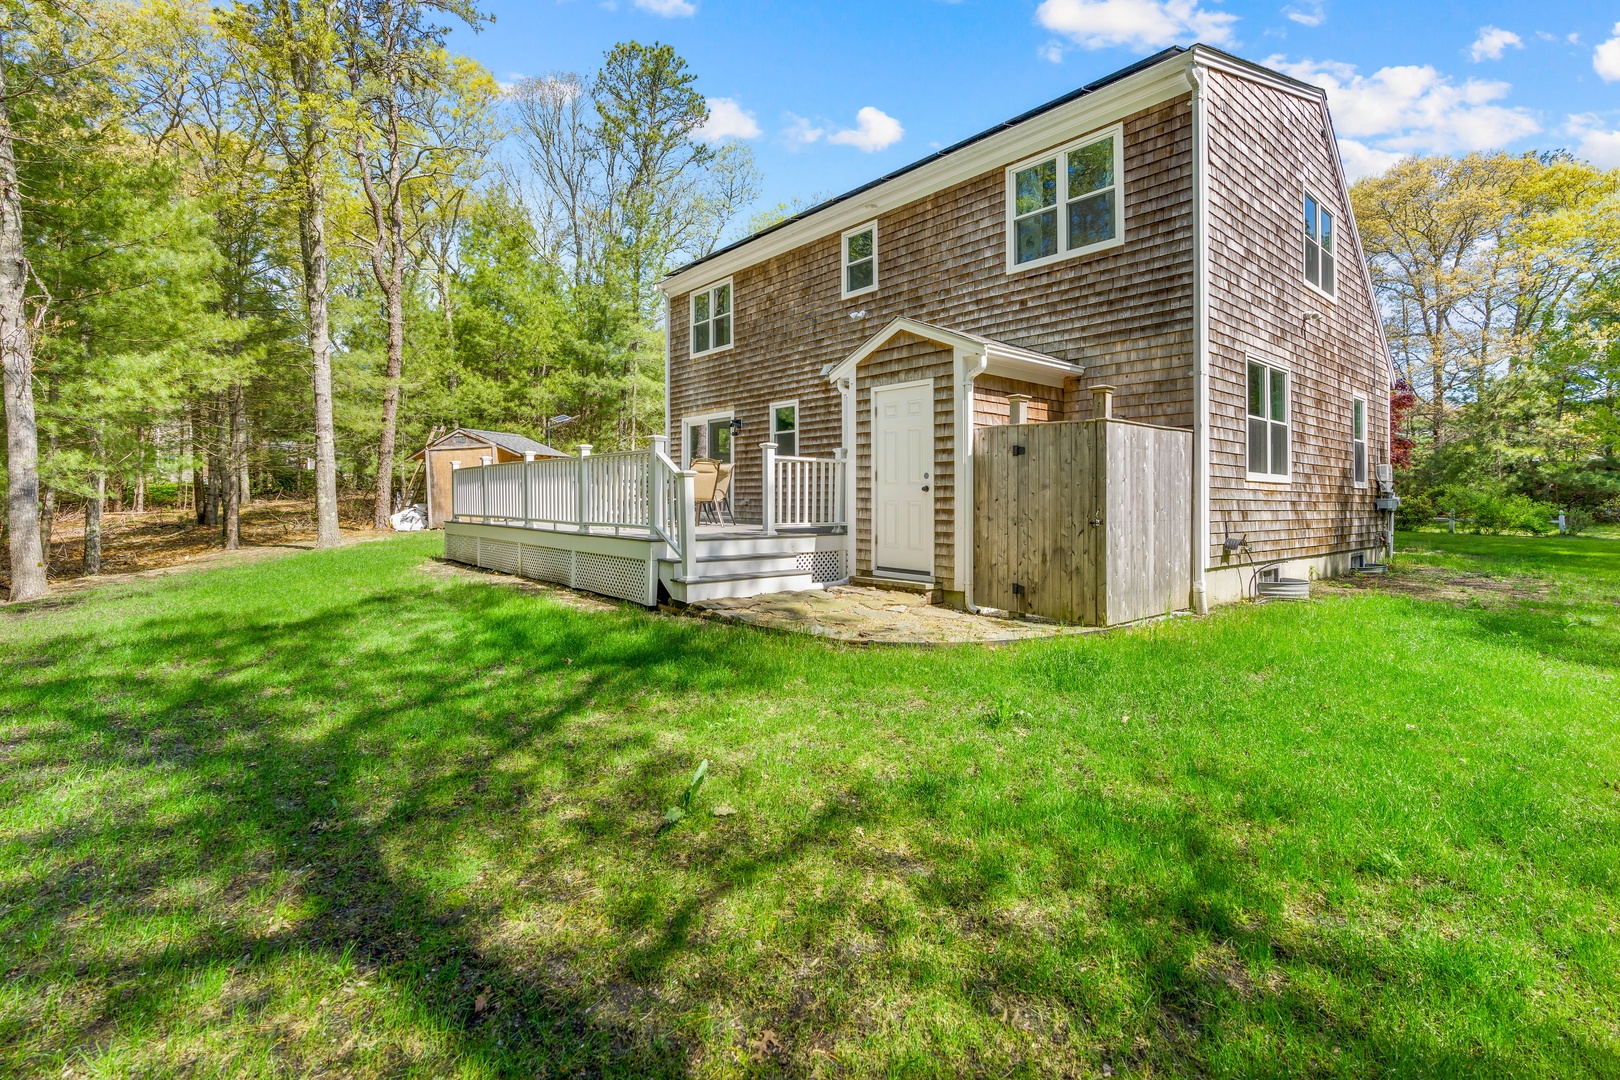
[872,381,935,576]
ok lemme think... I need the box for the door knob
[921,485,930,492]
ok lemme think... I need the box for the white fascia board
[822,317,988,383]
[981,351,1084,388]
[661,58,1195,298]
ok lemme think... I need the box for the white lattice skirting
[794,549,845,583]
[445,530,655,606]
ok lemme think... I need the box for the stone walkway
[685,585,1096,645]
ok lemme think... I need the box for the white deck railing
[451,437,697,578]
[759,443,848,535]
[451,437,849,574]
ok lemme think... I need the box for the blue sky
[448,1,1620,215]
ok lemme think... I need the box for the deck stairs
[659,528,846,604]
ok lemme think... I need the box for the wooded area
[1351,153,1620,534]
[0,0,756,601]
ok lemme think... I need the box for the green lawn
[2,531,1617,1078]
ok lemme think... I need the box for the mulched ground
[1,497,379,600]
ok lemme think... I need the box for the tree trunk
[293,26,341,549]
[225,383,244,548]
[0,58,46,602]
[84,428,105,576]
[133,427,146,513]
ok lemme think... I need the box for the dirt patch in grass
[1324,563,1552,606]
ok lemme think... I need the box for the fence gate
[973,419,1191,625]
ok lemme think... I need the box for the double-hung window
[1304,194,1335,297]
[771,401,798,456]
[1007,126,1122,271]
[842,223,877,298]
[690,279,732,356]
[1352,396,1368,486]
[1247,358,1290,480]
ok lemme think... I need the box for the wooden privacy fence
[973,419,1192,625]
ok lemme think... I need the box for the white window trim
[769,398,800,456]
[1245,353,1292,485]
[840,222,878,300]
[1004,123,1125,275]
[1351,394,1368,489]
[679,408,734,467]
[1302,187,1337,304]
[689,277,735,358]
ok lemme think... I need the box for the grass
[1,531,1617,1078]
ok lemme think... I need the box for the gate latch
[1012,445,1026,456]
[1011,583,1026,596]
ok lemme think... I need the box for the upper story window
[1247,358,1290,481]
[842,223,877,298]
[1352,396,1368,486]
[690,279,732,356]
[1006,125,1123,272]
[771,401,799,455]
[1304,193,1335,297]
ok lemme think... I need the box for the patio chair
[689,459,719,522]
[709,462,736,526]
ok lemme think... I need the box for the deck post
[480,457,491,522]
[759,443,777,536]
[522,452,535,525]
[835,446,849,528]
[576,444,592,533]
[678,470,697,582]
[449,460,460,520]
[648,435,668,539]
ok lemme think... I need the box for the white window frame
[840,222,878,299]
[1004,123,1125,274]
[1303,189,1337,301]
[1245,355,1292,484]
[680,408,734,467]
[1352,394,1368,488]
[689,278,734,358]
[769,399,800,456]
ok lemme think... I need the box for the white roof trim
[823,317,1084,388]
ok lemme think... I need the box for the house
[414,428,566,529]
[441,44,1392,622]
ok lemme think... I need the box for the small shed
[414,428,567,529]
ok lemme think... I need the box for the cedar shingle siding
[1204,69,1388,566]
[665,51,1388,602]
[670,96,1195,537]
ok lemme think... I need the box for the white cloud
[1568,113,1620,167]
[782,114,825,148]
[1039,40,1066,63]
[1335,139,1404,178]
[1283,1,1324,28]
[1469,26,1522,62]
[1265,55,1540,177]
[696,98,760,142]
[1034,0,1237,51]
[1595,22,1620,81]
[633,0,695,16]
[828,107,904,152]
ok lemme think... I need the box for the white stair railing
[762,445,848,530]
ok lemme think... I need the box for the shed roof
[415,427,567,460]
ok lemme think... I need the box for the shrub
[1427,485,1557,535]
[1563,508,1594,536]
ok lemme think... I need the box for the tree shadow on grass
[1,576,823,1076]
[4,551,1618,1077]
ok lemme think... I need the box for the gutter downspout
[838,373,856,578]
[957,348,989,612]
[1187,61,1211,615]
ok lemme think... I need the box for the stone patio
[684,585,1097,645]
